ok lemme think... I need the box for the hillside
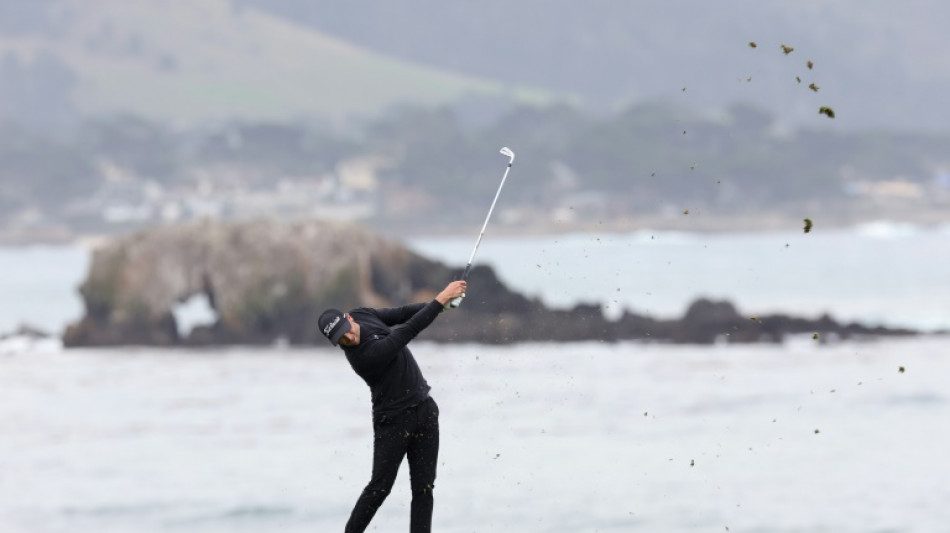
[240,0,950,133]
[0,0,555,127]
[3,1,947,132]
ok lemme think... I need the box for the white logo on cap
[323,315,341,336]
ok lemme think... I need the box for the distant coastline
[4,204,946,247]
[374,207,950,240]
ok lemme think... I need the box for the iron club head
[500,146,515,163]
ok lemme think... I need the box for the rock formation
[65,218,450,346]
[63,218,918,347]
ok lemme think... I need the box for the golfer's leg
[407,398,440,533]
[345,417,409,533]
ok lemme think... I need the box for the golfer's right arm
[374,281,468,325]
[360,301,442,360]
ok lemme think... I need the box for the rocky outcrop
[63,219,918,347]
[64,218,452,346]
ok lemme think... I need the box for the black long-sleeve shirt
[342,300,443,420]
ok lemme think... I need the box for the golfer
[319,279,467,533]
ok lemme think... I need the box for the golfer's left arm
[361,281,467,357]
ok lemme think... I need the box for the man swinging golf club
[320,279,466,533]
[322,147,514,533]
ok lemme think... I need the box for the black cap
[318,308,351,346]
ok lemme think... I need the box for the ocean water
[0,245,88,336]
[2,338,949,532]
[409,222,950,332]
[1,223,949,532]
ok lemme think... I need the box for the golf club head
[500,146,515,163]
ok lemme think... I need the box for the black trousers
[345,397,439,533]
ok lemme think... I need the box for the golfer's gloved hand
[436,280,467,310]
[445,293,465,310]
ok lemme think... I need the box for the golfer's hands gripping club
[436,280,467,310]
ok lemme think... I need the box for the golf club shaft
[448,150,514,308]
[464,162,512,269]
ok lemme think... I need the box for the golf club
[447,146,515,309]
